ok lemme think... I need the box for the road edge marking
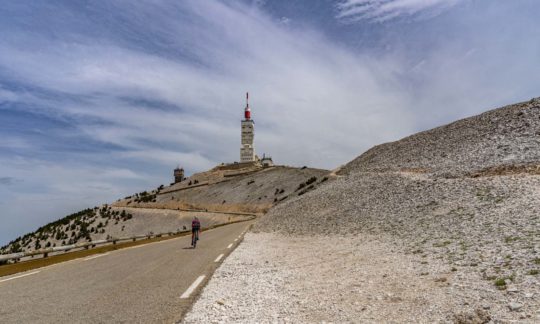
[227,243,233,249]
[180,275,206,299]
[0,270,40,283]
[214,254,224,263]
[83,253,110,261]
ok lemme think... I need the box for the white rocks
[340,98,540,178]
[508,302,523,312]
[249,99,540,322]
[507,286,519,293]
[184,233,501,323]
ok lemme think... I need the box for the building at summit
[173,92,273,183]
[240,92,256,163]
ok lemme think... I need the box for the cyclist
[191,216,201,247]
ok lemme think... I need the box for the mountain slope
[255,98,540,320]
[113,165,329,214]
[340,97,540,177]
[1,164,328,255]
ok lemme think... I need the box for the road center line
[84,253,110,261]
[227,243,233,249]
[0,271,40,283]
[180,275,206,299]
[214,254,224,262]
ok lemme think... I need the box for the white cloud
[0,155,157,245]
[336,0,464,22]
[0,1,416,170]
[118,149,215,171]
[0,86,19,102]
[1,0,540,245]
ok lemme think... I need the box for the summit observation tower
[240,92,256,162]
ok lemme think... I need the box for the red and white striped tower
[240,92,255,162]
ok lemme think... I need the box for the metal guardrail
[0,231,182,263]
[0,213,257,263]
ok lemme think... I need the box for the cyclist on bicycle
[191,216,201,247]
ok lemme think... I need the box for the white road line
[83,253,110,261]
[0,271,40,283]
[113,235,183,252]
[180,275,206,299]
[234,238,238,242]
[227,243,233,249]
[214,254,224,262]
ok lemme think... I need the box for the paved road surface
[0,220,253,323]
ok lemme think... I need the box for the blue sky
[1,0,539,246]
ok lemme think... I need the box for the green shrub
[494,278,506,288]
[306,177,317,185]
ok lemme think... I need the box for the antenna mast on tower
[244,91,251,120]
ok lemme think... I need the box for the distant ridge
[340,97,540,177]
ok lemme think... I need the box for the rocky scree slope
[340,98,540,178]
[114,166,329,214]
[1,165,327,256]
[256,98,540,320]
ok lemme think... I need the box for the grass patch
[493,272,516,289]
[528,269,539,275]
[494,278,507,289]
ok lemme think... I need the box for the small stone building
[261,154,274,168]
[174,166,185,183]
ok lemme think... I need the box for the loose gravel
[186,99,540,323]
[184,232,525,323]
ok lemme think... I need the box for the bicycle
[191,230,199,248]
[191,216,201,248]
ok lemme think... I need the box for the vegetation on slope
[1,205,132,255]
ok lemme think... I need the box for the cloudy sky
[1,0,539,246]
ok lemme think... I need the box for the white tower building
[240,92,256,162]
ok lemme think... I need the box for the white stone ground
[183,232,538,323]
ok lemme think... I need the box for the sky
[1,0,539,246]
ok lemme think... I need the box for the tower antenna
[246,92,249,108]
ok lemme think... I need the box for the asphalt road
[0,220,253,323]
